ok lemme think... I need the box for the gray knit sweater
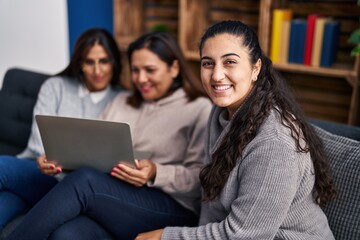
[162,107,334,239]
[17,76,119,159]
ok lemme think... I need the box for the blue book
[288,19,307,64]
[320,21,340,67]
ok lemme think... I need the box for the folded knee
[63,167,103,185]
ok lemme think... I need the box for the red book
[304,14,321,65]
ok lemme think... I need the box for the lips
[139,84,153,93]
[93,76,104,82]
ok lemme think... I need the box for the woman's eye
[225,59,236,65]
[131,68,139,74]
[99,58,111,64]
[201,61,213,67]
[146,68,155,73]
[83,59,94,65]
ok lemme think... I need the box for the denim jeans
[7,167,198,240]
[0,156,58,231]
[48,215,112,240]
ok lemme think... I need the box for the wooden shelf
[262,0,360,125]
[114,0,360,125]
[273,62,358,87]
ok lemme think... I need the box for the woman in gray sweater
[0,28,122,234]
[136,20,336,240]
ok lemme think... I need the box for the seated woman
[6,32,212,240]
[136,20,336,239]
[0,28,122,233]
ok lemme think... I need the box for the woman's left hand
[111,159,156,187]
[135,229,163,240]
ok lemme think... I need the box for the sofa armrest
[0,67,50,155]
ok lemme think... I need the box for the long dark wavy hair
[126,32,207,108]
[57,28,123,88]
[199,20,336,206]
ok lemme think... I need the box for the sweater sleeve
[25,78,62,156]
[148,103,211,198]
[162,139,300,239]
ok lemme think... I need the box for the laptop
[35,115,151,172]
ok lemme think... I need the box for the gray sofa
[310,120,360,240]
[0,68,359,239]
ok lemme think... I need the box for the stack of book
[269,9,341,67]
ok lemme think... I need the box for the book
[304,14,322,65]
[311,17,330,67]
[288,19,307,64]
[270,9,293,63]
[320,21,341,67]
[279,20,291,63]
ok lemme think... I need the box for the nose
[94,63,101,74]
[211,65,225,82]
[137,70,148,83]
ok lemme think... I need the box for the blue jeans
[0,156,57,231]
[7,167,198,240]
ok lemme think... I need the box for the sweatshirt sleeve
[25,78,62,156]
[162,139,300,239]
[148,103,211,198]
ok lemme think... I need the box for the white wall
[0,0,69,89]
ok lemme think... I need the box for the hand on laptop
[110,159,156,187]
[37,154,62,176]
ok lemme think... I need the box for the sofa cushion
[313,125,360,240]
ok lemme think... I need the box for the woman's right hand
[111,159,156,187]
[37,154,62,176]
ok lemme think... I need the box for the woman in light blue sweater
[136,20,336,239]
[0,28,122,233]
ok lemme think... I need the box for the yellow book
[279,20,291,63]
[270,9,293,63]
[311,17,330,67]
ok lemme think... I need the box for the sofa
[0,68,359,239]
[310,120,360,240]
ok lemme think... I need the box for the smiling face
[200,33,261,118]
[130,48,179,101]
[81,43,114,92]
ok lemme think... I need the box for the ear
[170,60,180,79]
[251,58,262,81]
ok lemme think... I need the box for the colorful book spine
[320,21,340,67]
[304,14,321,65]
[279,20,291,63]
[311,17,330,67]
[270,9,293,63]
[288,19,307,64]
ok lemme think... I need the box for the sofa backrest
[0,68,50,155]
[312,125,360,240]
[310,118,360,141]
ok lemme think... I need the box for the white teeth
[214,85,231,90]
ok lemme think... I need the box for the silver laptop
[36,115,151,172]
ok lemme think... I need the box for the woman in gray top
[0,28,122,233]
[137,21,336,240]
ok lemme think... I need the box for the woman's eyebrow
[200,56,212,61]
[221,53,240,59]
[200,53,241,61]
